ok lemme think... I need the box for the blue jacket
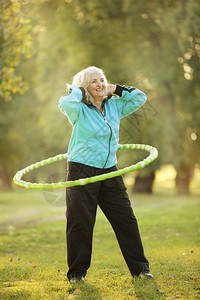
[58,84,146,168]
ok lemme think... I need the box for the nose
[96,80,103,87]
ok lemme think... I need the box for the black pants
[66,162,149,280]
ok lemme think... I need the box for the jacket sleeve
[58,85,84,124]
[114,84,147,119]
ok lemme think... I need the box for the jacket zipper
[94,106,112,169]
[102,112,112,168]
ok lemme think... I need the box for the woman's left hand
[107,84,116,96]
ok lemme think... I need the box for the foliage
[0,0,33,101]
[0,0,200,192]
[0,0,33,188]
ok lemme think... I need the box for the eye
[101,78,105,82]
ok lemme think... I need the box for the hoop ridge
[13,144,158,190]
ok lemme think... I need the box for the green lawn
[0,189,199,299]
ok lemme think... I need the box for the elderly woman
[58,66,153,284]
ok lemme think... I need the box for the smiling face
[87,71,107,101]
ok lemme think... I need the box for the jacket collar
[82,95,112,108]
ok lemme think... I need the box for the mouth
[96,88,104,92]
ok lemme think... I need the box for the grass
[0,188,200,299]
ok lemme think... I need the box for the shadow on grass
[132,277,165,300]
[71,282,102,300]
[0,289,32,300]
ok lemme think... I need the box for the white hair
[71,66,108,104]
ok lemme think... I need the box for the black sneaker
[70,276,85,284]
[139,270,153,279]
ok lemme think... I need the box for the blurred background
[0,0,200,195]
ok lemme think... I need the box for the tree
[156,0,200,193]
[0,0,33,189]
[0,0,33,101]
[110,0,200,194]
[1,0,199,193]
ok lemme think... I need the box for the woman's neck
[93,98,103,112]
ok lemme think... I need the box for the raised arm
[113,84,147,119]
[58,85,84,124]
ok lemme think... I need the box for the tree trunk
[133,171,155,194]
[0,171,12,190]
[175,163,194,194]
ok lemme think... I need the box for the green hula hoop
[13,144,158,190]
